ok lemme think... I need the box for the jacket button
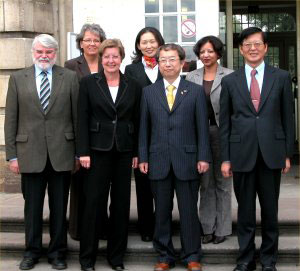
[256,116,259,119]
[112,120,116,124]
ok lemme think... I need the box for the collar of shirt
[245,61,265,93]
[163,76,181,97]
[142,57,159,83]
[35,64,53,98]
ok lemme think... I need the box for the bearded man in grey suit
[5,34,79,270]
[139,43,211,271]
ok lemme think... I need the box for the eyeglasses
[34,49,56,55]
[82,39,101,44]
[159,57,179,64]
[102,55,121,61]
[242,41,264,50]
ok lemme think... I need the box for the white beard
[32,55,56,71]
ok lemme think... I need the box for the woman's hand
[80,156,91,169]
[132,157,138,169]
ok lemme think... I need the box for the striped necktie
[40,71,51,112]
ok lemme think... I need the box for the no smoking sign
[181,19,196,38]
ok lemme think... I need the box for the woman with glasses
[186,36,233,245]
[78,39,141,271]
[64,23,108,241]
[124,27,164,242]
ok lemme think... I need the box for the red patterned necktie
[250,69,260,111]
[144,56,157,69]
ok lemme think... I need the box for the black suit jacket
[124,62,162,88]
[139,78,211,180]
[219,64,294,172]
[76,70,141,157]
[64,55,102,81]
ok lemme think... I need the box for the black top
[203,80,217,126]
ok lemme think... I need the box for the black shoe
[48,258,67,270]
[202,234,214,244]
[233,262,256,271]
[19,257,38,270]
[213,236,226,244]
[262,266,277,271]
[81,267,95,271]
[111,264,125,270]
[141,234,153,242]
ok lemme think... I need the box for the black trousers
[134,169,154,237]
[150,167,201,264]
[79,148,132,268]
[21,159,70,260]
[233,150,281,266]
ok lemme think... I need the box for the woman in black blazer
[78,39,141,271]
[124,27,164,242]
[64,23,108,241]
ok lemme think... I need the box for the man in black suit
[139,43,211,271]
[219,27,294,271]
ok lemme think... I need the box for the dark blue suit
[138,77,211,263]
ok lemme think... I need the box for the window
[145,0,197,72]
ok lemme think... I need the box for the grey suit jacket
[186,64,233,126]
[138,78,211,181]
[5,65,79,173]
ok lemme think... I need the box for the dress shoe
[187,261,202,271]
[262,266,277,271]
[154,262,175,271]
[112,264,125,270]
[141,234,153,242]
[48,258,67,270]
[233,262,256,271]
[81,267,95,271]
[202,234,214,244]
[19,257,38,270]
[213,236,226,244]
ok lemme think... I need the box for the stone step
[1,258,299,271]
[1,232,299,264]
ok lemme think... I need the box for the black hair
[238,27,267,45]
[193,35,224,59]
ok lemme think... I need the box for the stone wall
[0,0,73,192]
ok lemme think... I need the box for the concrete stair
[0,162,299,270]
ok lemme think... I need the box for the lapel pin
[181,89,188,95]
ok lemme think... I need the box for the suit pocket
[184,145,197,153]
[275,131,285,140]
[16,134,28,142]
[229,135,241,142]
[89,122,100,132]
[65,132,75,141]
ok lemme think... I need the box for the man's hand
[132,157,138,169]
[139,162,148,174]
[221,161,232,178]
[80,156,91,169]
[282,158,291,174]
[197,161,209,174]
[9,160,20,174]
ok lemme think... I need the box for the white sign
[181,19,196,38]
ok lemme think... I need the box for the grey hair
[76,23,106,53]
[31,34,59,51]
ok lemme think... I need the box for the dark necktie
[40,71,50,112]
[250,69,260,111]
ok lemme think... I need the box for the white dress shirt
[109,86,119,103]
[142,57,159,83]
[34,65,53,98]
[163,76,181,97]
[245,61,265,93]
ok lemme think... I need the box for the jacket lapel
[258,64,275,112]
[46,65,63,114]
[171,78,189,112]
[115,73,128,107]
[95,71,116,111]
[211,65,223,94]
[78,55,91,77]
[25,65,44,114]
[235,67,257,114]
[154,80,170,113]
